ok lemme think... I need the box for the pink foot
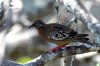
[49,45,65,51]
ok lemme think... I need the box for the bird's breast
[47,38,74,46]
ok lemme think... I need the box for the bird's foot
[49,45,65,52]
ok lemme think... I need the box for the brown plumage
[29,20,89,46]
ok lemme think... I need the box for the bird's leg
[55,0,61,24]
[49,45,65,52]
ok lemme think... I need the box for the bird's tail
[74,34,95,46]
[75,34,89,43]
[75,34,89,40]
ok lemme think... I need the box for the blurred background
[0,0,100,66]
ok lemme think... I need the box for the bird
[28,20,90,51]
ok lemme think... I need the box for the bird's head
[29,20,45,28]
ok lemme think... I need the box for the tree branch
[63,0,100,44]
[1,0,100,66]
[1,42,100,66]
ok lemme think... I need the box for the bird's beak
[28,24,34,28]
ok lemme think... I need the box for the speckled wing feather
[44,23,77,40]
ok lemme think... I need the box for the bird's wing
[45,24,77,40]
[47,30,70,40]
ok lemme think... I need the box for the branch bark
[1,0,100,66]
[1,42,100,66]
[63,0,100,44]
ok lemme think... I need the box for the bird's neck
[37,26,47,39]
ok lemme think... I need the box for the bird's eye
[35,22,40,26]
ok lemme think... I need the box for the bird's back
[33,22,90,46]
[44,23,78,38]
[37,23,79,45]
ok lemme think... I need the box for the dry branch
[1,42,100,66]
[63,0,100,44]
[1,0,100,66]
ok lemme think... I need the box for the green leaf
[16,56,32,64]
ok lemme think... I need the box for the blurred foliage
[16,56,32,64]
[96,63,100,66]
